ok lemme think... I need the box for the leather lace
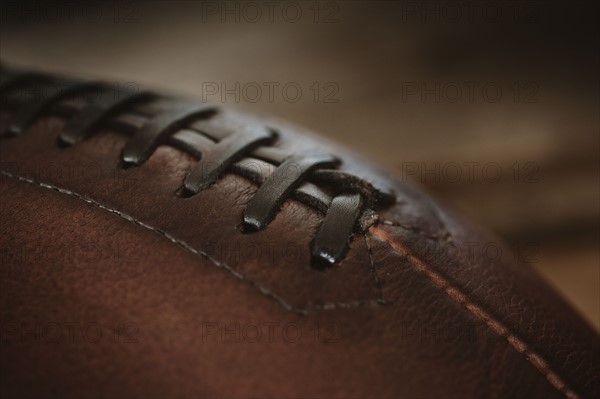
[0,67,396,267]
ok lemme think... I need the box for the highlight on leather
[6,80,103,137]
[242,152,339,231]
[58,90,155,145]
[122,103,215,165]
[311,193,364,266]
[183,126,275,194]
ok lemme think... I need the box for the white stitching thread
[2,170,578,397]
[1,169,386,315]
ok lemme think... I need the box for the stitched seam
[2,170,578,397]
[381,219,452,241]
[1,170,383,315]
[363,233,386,304]
[369,227,578,399]
[4,69,386,264]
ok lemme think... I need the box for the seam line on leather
[369,226,578,399]
[3,169,578,397]
[381,219,452,241]
[364,234,385,303]
[0,170,383,315]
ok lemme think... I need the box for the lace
[0,67,396,267]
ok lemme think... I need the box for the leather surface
[0,103,598,398]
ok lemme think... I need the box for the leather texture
[1,84,599,398]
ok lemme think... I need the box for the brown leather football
[1,65,598,399]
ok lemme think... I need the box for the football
[0,65,598,399]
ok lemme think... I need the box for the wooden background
[1,1,597,329]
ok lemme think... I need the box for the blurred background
[1,0,598,329]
